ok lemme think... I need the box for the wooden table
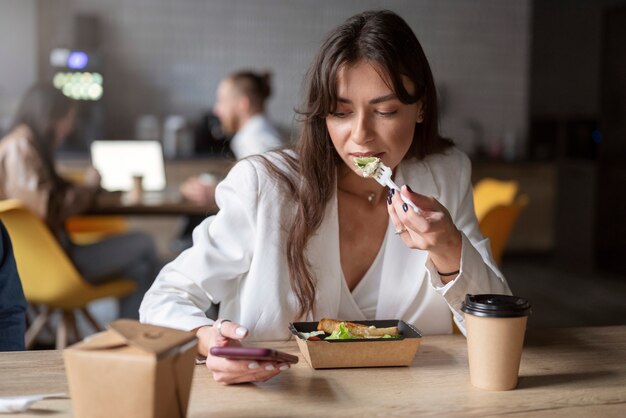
[1,326,625,417]
[87,190,217,216]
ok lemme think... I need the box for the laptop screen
[90,140,167,191]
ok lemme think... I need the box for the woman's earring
[417,109,424,123]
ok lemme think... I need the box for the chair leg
[25,306,51,349]
[30,304,56,337]
[56,312,70,350]
[80,307,104,333]
[67,311,80,344]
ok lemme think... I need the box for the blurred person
[180,70,283,206]
[0,83,157,319]
[174,71,283,252]
[141,10,510,384]
[0,220,27,351]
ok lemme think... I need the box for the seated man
[175,70,283,251]
[181,69,283,205]
[0,220,27,351]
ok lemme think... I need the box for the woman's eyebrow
[369,93,397,104]
[336,93,398,105]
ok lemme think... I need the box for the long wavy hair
[261,10,453,318]
[7,83,75,188]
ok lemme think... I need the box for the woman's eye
[376,110,398,117]
[331,111,350,118]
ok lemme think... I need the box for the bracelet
[437,269,459,277]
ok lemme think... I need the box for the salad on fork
[353,156,420,213]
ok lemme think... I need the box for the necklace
[338,187,379,205]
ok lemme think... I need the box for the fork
[373,163,421,214]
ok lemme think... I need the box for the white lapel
[376,159,441,319]
[306,188,342,320]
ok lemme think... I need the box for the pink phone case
[210,346,299,364]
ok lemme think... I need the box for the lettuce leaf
[326,322,356,340]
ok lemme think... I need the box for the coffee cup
[461,294,531,391]
[129,174,144,204]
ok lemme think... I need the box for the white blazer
[140,147,511,340]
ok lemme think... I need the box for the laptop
[90,140,167,192]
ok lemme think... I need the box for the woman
[0,84,157,319]
[140,10,510,383]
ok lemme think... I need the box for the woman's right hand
[196,321,289,384]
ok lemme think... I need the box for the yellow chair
[473,178,519,223]
[478,195,529,266]
[65,215,128,244]
[0,199,136,349]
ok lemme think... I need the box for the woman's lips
[350,152,384,158]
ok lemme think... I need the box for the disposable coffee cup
[129,174,144,204]
[461,294,531,391]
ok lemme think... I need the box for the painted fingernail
[406,185,413,192]
[387,196,392,205]
[390,188,395,195]
[248,361,260,369]
[265,364,275,371]
[387,189,393,198]
[402,203,408,212]
[279,364,290,371]
[235,327,248,337]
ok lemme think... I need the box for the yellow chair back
[0,199,135,309]
[478,195,529,266]
[66,215,128,244]
[473,178,519,223]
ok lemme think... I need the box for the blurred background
[1,0,625,332]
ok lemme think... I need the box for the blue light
[67,51,89,69]
[591,129,602,144]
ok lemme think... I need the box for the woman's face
[325,60,423,176]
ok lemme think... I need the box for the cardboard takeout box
[63,320,197,418]
[290,320,422,369]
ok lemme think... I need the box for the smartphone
[209,346,299,364]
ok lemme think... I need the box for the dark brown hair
[229,70,273,112]
[261,10,453,318]
[7,83,75,189]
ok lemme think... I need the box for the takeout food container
[289,320,422,369]
[63,320,197,418]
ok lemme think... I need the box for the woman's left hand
[83,167,101,188]
[388,185,462,279]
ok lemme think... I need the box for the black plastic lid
[461,294,531,318]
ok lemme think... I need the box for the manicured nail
[235,327,248,337]
[279,364,290,371]
[402,203,408,212]
[387,189,393,198]
[265,364,275,371]
[248,362,260,369]
[390,188,395,195]
[387,196,392,205]
[406,185,413,192]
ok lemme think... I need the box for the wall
[0,0,37,134]
[529,0,626,118]
[36,0,531,155]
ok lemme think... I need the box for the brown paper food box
[63,320,198,418]
[290,320,422,369]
